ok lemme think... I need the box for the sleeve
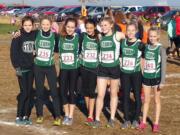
[160,46,167,84]
[78,33,84,54]
[119,39,124,57]
[54,33,60,53]
[10,38,20,69]
[138,22,144,40]
[114,23,121,32]
[138,42,146,58]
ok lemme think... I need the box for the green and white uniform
[143,44,161,79]
[99,33,120,67]
[121,39,142,73]
[81,34,99,68]
[59,34,79,69]
[35,30,55,66]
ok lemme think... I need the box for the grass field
[0,24,18,35]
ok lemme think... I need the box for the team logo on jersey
[123,48,135,55]
[62,43,74,50]
[146,51,155,59]
[39,40,51,48]
[22,41,34,53]
[101,41,113,48]
[86,42,97,49]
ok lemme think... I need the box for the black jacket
[10,29,36,70]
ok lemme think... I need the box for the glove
[16,67,22,76]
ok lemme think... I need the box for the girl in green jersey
[138,27,166,133]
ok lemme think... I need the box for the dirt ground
[0,30,180,135]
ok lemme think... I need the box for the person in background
[175,11,180,57]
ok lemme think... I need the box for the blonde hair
[148,26,161,41]
[100,16,114,25]
[148,26,160,36]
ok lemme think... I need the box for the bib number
[122,57,135,70]
[101,51,114,63]
[144,60,156,73]
[84,50,97,62]
[61,53,74,65]
[37,48,51,61]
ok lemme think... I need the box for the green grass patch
[0,24,19,34]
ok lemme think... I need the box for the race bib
[37,48,51,61]
[61,53,74,65]
[144,60,156,73]
[101,51,114,63]
[84,50,97,62]
[122,57,135,70]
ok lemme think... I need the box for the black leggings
[80,67,97,98]
[17,70,33,118]
[121,71,142,121]
[34,65,60,118]
[59,69,79,105]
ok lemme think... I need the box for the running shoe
[66,118,73,126]
[121,121,131,129]
[62,116,69,125]
[106,119,115,128]
[53,118,61,126]
[36,117,44,124]
[92,120,101,128]
[23,117,32,125]
[85,118,94,126]
[15,117,25,125]
[152,124,160,133]
[138,121,147,131]
[131,120,139,129]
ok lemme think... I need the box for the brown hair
[60,17,77,38]
[126,21,138,31]
[22,16,34,26]
[40,15,52,24]
[85,18,99,41]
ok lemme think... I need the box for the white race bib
[61,53,74,65]
[84,50,97,62]
[101,51,114,63]
[37,48,51,61]
[122,57,135,70]
[144,60,156,73]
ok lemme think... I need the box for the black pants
[121,71,142,121]
[34,65,60,118]
[59,69,79,105]
[20,87,56,118]
[80,66,97,98]
[16,70,33,118]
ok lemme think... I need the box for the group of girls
[10,14,166,133]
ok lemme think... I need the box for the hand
[158,84,164,90]
[12,30,21,38]
[16,67,22,76]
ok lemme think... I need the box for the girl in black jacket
[10,16,36,125]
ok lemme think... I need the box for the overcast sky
[0,0,180,7]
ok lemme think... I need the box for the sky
[0,0,180,7]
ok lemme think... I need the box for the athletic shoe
[36,117,43,124]
[62,116,69,125]
[138,122,147,130]
[85,118,94,126]
[121,121,131,129]
[106,119,115,128]
[53,118,61,126]
[15,117,25,125]
[152,124,160,133]
[66,118,73,126]
[92,120,100,128]
[23,117,32,125]
[131,120,139,129]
